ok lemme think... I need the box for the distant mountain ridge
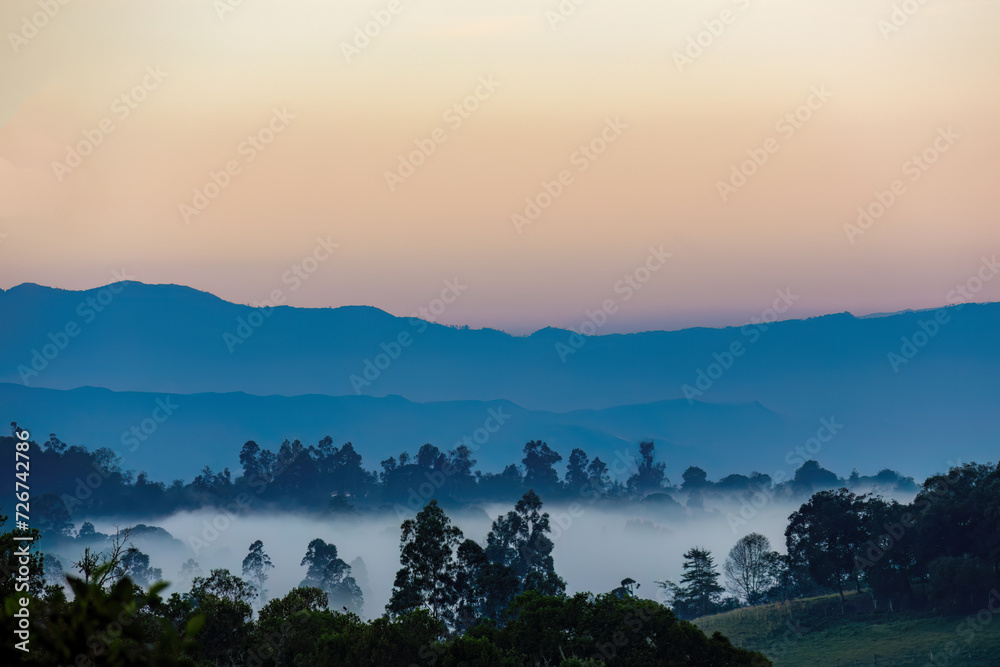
[2,281,997,478]
[0,382,792,481]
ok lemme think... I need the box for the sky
[1,0,998,334]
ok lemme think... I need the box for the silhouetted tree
[565,448,590,496]
[658,547,725,619]
[300,538,363,614]
[723,533,776,605]
[786,488,869,609]
[242,540,274,604]
[522,441,562,496]
[387,499,463,625]
[627,440,668,497]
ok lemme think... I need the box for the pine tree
[657,547,725,619]
[679,547,724,617]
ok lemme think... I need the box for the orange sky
[1,0,999,333]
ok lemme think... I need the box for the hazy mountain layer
[2,281,996,479]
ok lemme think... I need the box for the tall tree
[116,546,162,589]
[416,443,447,471]
[723,533,776,605]
[627,440,668,497]
[387,499,463,624]
[681,466,709,492]
[329,442,374,497]
[565,448,590,496]
[179,557,202,586]
[586,457,611,497]
[785,488,870,609]
[658,547,725,619]
[484,490,566,609]
[182,569,256,664]
[680,547,725,617]
[238,440,263,480]
[521,441,562,495]
[242,540,274,604]
[446,444,477,499]
[791,460,842,496]
[300,538,363,613]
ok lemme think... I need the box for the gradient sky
[1,0,998,334]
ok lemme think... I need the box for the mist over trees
[4,423,998,664]
[1,490,770,665]
[1,426,919,534]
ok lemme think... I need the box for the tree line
[657,462,1000,619]
[2,426,917,534]
[1,490,768,666]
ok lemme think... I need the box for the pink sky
[1,0,999,333]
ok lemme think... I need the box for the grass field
[694,592,1000,666]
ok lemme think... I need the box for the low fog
[62,487,916,618]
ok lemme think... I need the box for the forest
[2,426,919,530]
[3,425,999,666]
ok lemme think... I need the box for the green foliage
[2,574,199,666]
[174,568,256,664]
[659,547,727,619]
[300,538,363,613]
[785,488,869,605]
[387,499,463,624]
[697,591,1000,666]
[521,440,563,495]
[495,590,767,666]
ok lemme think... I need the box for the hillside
[0,382,786,480]
[695,592,1000,666]
[3,281,999,477]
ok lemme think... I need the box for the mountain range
[2,281,996,481]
